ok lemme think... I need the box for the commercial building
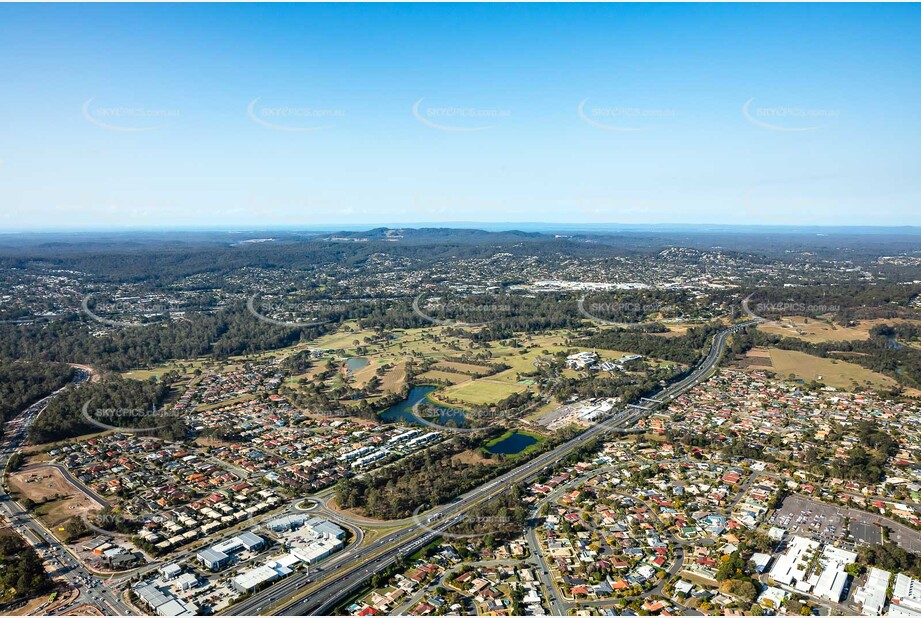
[768,536,820,587]
[890,574,921,617]
[196,547,231,572]
[855,568,891,616]
[750,552,772,574]
[812,546,858,603]
[197,532,265,571]
[133,581,198,616]
[232,561,292,593]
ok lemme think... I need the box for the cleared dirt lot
[8,466,105,534]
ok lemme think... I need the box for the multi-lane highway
[227,320,753,616]
[0,367,134,616]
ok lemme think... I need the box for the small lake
[379,385,467,428]
[486,431,539,455]
[346,357,370,372]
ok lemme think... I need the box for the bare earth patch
[451,449,500,466]
[8,466,104,535]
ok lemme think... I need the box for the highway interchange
[228,320,755,616]
[0,320,752,617]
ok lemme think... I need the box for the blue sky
[1,3,919,230]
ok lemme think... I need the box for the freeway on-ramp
[225,321,753,616]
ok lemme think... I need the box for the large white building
[768,536,820,586]
[890,574,921,617]
[855,568,891,616]
[196,531,265,571]
[813,545,858,603]
[767,536,856,602]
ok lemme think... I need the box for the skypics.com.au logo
[81,399,174,433]
[577,298,674,327]
[742,293,840,328]
[412,290,512,327]
[247,292,334,328]
[410,505,516,540]
[577,98,676,132]
[81,293,178,328]
[82,509,163,538]
[742,98,840,132]
[406,402,507,435]
[412,98,511,132]
[82,98,179,132]
[247,97,345,132]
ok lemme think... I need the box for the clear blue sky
[1,3,919,230]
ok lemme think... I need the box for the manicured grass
[435,360,490,375]
[438,379,528,406]
[416,370,470,385]
[122,359,208,380]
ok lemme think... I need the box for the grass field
[122,359,209,380]
[435,360,489,375]
[435,379,528,406]
[758,316,921,344]
[762,348,898,390]
[121,318,677,411]
[416,370,470,384]
[294,324,649,407]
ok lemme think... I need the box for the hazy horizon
[5,221,921,237]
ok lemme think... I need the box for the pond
[485,431,539,455]
[346,357,370,372]
[379,386,467,428]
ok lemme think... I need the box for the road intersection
[228,321,753,616]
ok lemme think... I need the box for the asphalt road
[230,321,753,616]
[0,368,134,616]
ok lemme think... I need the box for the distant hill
[319,227,547,244]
